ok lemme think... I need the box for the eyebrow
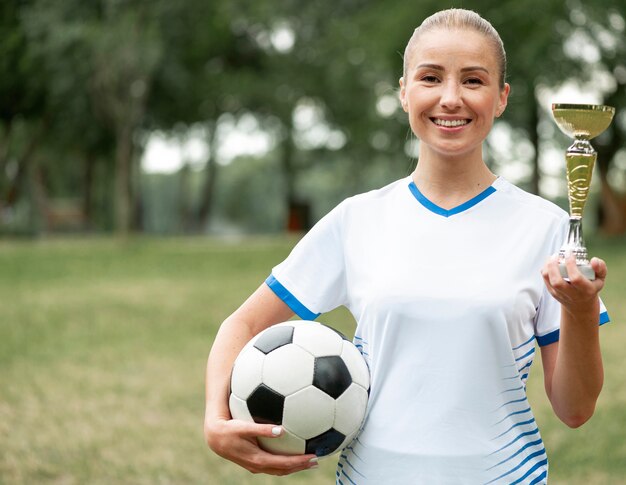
[415,63,490,74]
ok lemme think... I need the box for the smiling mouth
[431,118,471,127]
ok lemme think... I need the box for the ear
[399,77,408,112]
[496,83,511,118]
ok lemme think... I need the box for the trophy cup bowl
[551,103,615,280]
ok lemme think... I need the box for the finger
[230,420,283,439]
[253,450,318,470]
[244,451,318,474]
[546,254,567,289]
[256,462,317,476]
[590,257,607,280]
[564,252,586,286]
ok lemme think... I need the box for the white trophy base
[559,262,596,281]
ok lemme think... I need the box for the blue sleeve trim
[537,311,611,347]
[265,274,320,320]
[536,329,560,347]
[599,310,610,325]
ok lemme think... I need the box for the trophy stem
[565,145,596,218]
[558,217,595,280]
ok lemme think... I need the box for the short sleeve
[266,202,347,319]
[534,214,611,346]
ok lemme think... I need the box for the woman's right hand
[205,417,319,475]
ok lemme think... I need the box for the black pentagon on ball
[312,355,352,399]
[246,384,284,425]
[254,325,294,354]
[305,428,346,456]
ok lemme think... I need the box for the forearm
[548,299,604,427]
[205,283,295,425]
[205,317,256,421]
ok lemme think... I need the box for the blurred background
[1,0,625,483]
[1,0,625,237]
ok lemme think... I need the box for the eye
[420,75,440,84]
[464,77,484,85]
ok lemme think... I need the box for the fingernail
[309,457,318,463]
[271,426,282,436]
[564,250,573,258]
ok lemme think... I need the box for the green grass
[0,236,624,484]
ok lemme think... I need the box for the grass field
[0,236,624,484]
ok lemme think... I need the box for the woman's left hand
[541,253,607,316]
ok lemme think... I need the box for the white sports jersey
[266,176,609,484]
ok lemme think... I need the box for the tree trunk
[596,123,626,235]
[597,172,626,235]
[115,125,133,235]
[83,155,95,230]
[196,124,218,233]
[527,84,540,196]
[3,120,46,208]
[178,162,192,233]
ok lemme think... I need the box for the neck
[411,150,497,209]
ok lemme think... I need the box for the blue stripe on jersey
[509,458,548,484]
[340,469,358,485]
[265,274,320,320]
[538,311,610,346]
[515,347,535,362]
[485,448,546,484]
[499,385,525,395]
[495,397,528,411]
[340,455,366,478]
[491,427,540,454]
[529,470,548,484]
[512,335,535,350]
[408,181,497,217]
[492,418,536,440]
[494,407,532,425]
[487,438,543,470]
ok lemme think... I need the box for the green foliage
[1,0,625,235]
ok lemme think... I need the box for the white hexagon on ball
[283,386,335,439]
[340,340,370,390]
[262,344,314,395]
[228,393,253,422]
[292,323,343,357]
[231,346,266,399]
[333,382,368,436]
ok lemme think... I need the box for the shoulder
[340,176,411,213]
[493,178,568,223]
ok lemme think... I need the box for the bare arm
[204,283,318,474]
[540,254,606,428]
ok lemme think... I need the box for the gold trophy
[551,103,615,280]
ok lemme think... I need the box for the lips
[431,118,471,127]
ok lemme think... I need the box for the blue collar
[408,181,497,218]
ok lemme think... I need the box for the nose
[440,80,462,111]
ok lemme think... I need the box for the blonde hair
[403,9,507,89]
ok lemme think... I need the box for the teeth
[433,119,469,127]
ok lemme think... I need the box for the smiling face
[399,28,510,162]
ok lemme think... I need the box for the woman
[205,8,609,484]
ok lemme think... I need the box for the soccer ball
[229,321,369,457]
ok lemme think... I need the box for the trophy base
[558,262,596,281]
